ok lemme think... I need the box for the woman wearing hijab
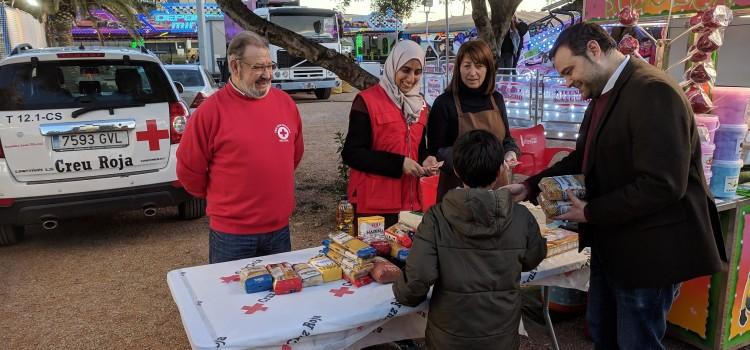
[342,40,435,228]
[426,39,520,202]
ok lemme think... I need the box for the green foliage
[334,131,349,195]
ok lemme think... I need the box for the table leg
[542,286,561,350]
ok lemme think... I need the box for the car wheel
[178,198,206,220]
[0,225,24,246]
[314,88,332,100]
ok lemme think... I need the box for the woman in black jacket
[426,39,520,201]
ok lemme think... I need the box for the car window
[167,68,205,88]
[0,59,173,111]
[203,67,218,88]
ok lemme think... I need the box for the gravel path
[0,91,705,349]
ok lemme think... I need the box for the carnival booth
[586,1,750,348]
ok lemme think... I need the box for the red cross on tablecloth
[329,286,354,297]
[136,119,169,151]
[241,303,268,315]
[220,274,240,283]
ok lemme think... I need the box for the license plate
[52,131,129,151]
[302,82,316,89]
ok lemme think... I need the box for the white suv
[0,45,205,245]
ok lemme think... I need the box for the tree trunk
[471,0,495,53]
[45,2,75,47]
[216,0,379,91]
[487,0,523,54]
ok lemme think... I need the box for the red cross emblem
[329,287,354,297]
[220,274,240,283]
[241,303,268,315]
[136,119,170,151]
[281,345,292,350]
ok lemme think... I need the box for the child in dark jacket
[393,129,547,349]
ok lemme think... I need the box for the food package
[398,211,423,230]
[617,35,639,55]
[357,216,387,244]
[238,265,273,294]
[370,256,401,284]
[344,272,374,288]
[685,62,716,85]
[324,239,376,264]
[324,245,374,277]
[370,240,392,257]
[702,5,733,29]
[328,232,377,259]
[538,175,586,201]
[541,227,579,258]
[686,85,713,114]
[292,263,324,288]
[385,223,414,248]
[696,30,723,53]
[266,262,303,295]
[390,241,410,262]
[618,6,639,26]
[308,255,343,282]
[538,192,573,218]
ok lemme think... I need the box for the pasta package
[266,262,303,295]
[344,272,374,288]
[292,263,324,288]
[385,223,414,248]
[537,192,573,218]
[357,216,387,244]
[328,232,377,259]
[370,256,401,284]
[324,245,374,274]
[308,255,343,282]
[325,240,373,265]
[390,241,409,262]
[238,265,273,294]
[538,175,586,201]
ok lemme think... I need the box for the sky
[300,0,549,24]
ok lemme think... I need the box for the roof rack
[9,43,33,56]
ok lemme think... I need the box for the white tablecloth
[167,246,590,350]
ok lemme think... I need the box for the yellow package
[308,255,342,282]
[328,241,371,265]
[325,246,374,272]
[328,232,376,259]
[357,216,386,243]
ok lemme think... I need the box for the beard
[245,78,271,99]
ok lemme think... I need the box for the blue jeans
[208,226,291,264]
[588,251,680,350]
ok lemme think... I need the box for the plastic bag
[686,85,713,114]
[618,35,640,55]
[685,62,717,84]
[696,30,723,53]
[702,5,733,29]
[618,6,639,26]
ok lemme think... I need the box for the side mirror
[174,81,184,93]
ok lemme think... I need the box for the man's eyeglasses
[237,59,277,73]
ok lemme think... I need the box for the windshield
[167,68,204,88]
[270,15,338,43]
[0,60,173,111]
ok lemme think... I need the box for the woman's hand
[403,158,427,177]
[504,151,519,169]
[421,156,442,176]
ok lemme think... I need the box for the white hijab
[379,40,426,125]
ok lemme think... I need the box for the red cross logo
[136,119,169,151]
[220,274,240,283]
[275,124,290,141]
[241,303,268,315]
[281,345,292,350]
[329,287,354,297]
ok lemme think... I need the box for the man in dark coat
[505,22,727,349]
[394,130,547,349]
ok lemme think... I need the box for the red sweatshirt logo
[275,124,291,142]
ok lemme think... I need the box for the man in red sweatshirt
[176,31,304,263]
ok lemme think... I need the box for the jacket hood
[441,188,514,238]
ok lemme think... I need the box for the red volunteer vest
[347,84,428,214]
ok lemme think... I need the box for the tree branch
[217,0,379,91]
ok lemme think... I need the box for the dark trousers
[208,225,291,264]
[587,250,680,350]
